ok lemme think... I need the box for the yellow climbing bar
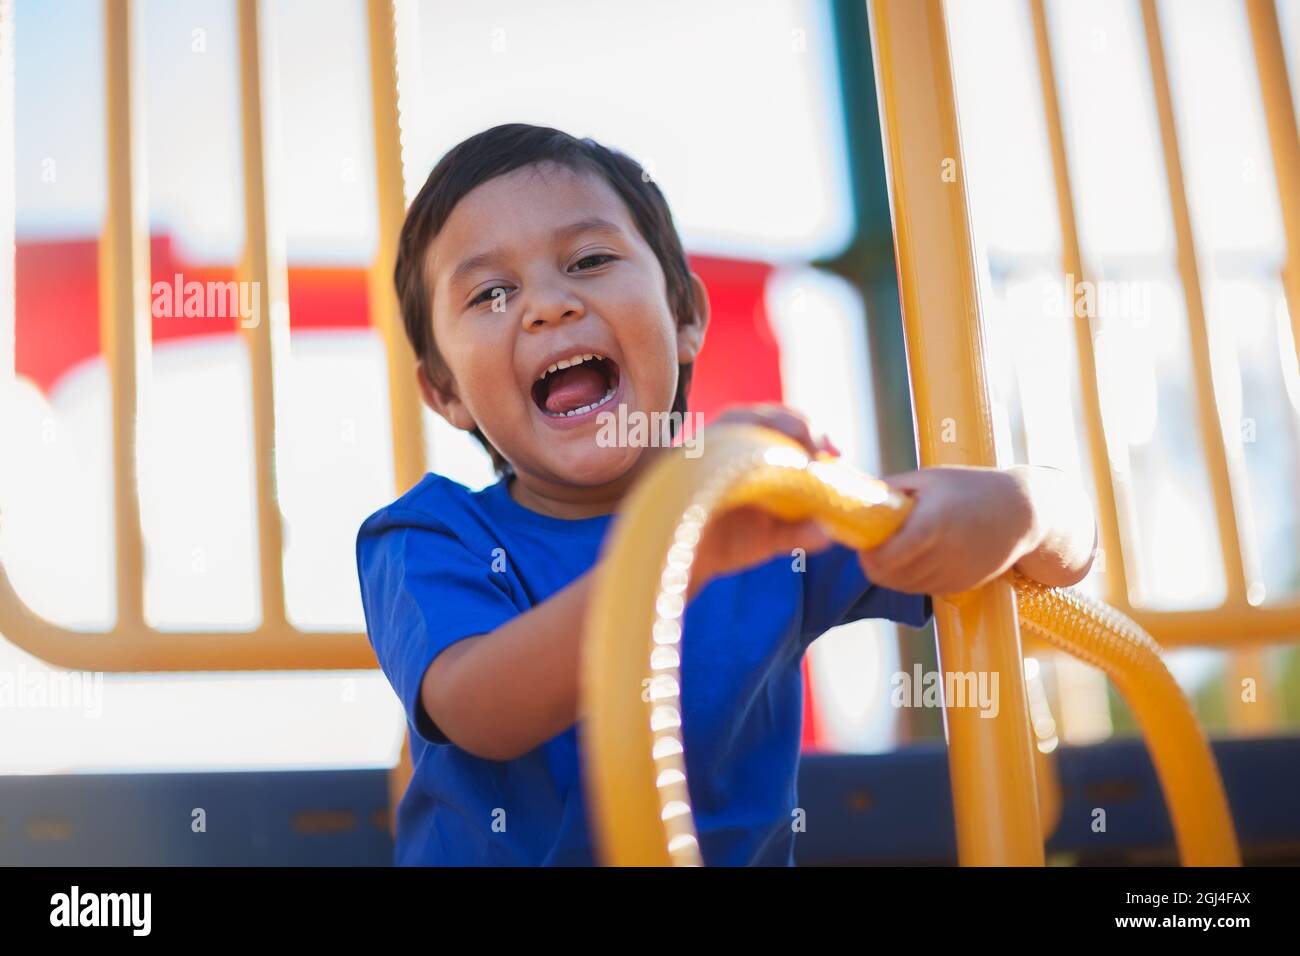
[867,0,1043,864]
[580,424,1240,867]
[0,0,419,673]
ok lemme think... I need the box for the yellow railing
[1025,0,1300,648]
[0,0,424,672]
[856,0,1298,863]
[1249,0,1300,381]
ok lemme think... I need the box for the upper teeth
[538,352,604,382]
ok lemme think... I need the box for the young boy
[356,123,1097,866]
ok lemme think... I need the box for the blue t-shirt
[356,471,932,866]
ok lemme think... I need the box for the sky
[13,0,854,262]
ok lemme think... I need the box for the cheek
[607,293,679,387]
[464,337,507,374]
[625,317,678,401]
[447,329,518,417]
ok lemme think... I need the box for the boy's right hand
[688,404,838,598]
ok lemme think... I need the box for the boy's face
[420,163,707,492]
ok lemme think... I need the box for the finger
[713,404,823,458]
[878,546,948,593]
[706,506,767,551]
[862,505,941,569]
[860,530,953,592]
[760,514,834,565]
[863,549,945,594]
[738,511,830,554]
[878,470,929,496]
[900,554,1012,597]
[783,518,833,556]
[705,513,830,576]
[748,405,818,455]
[713,508,819,551]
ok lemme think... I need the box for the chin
[548,442,641,487]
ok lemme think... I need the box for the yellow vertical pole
[1029,0,1134,610]
[1246,0,1300,381]
[236,0,288,628]
[367,0,425,835]
[1239,1,1300,732]
[101,0,148,631]
[867,0,1044,865]
[368,0,427,496]
[1140,0,1259,606]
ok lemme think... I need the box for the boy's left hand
[856,466,1039,596]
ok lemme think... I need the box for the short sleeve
[357,510,521,745]
[799,542,932,646]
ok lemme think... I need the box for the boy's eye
[466,255,614,308]
[470,285,512,308]
[571,253,616,271]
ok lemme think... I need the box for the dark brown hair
[394,123,698,478]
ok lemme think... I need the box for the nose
[518,276,585,332]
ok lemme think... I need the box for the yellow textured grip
[579,424,1240,867]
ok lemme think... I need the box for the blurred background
[1,0,1298,863]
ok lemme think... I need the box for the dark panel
[0,769,391,866]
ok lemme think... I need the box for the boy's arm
[1008,464,1098,588]
[431,460,1097,760]
[423,561,718,762]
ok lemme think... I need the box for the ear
[675,272,711,365]
[414,361,477,433]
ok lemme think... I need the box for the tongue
[544,365,608,415]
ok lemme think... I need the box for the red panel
[686,254,823,753]
[13,235,374,394]
[15,238,101,393]
[684,254,783,422]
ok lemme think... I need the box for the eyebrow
[446,217,625,292]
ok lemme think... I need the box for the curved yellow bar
[1012,575,1239,866]
[580,424,1240,867]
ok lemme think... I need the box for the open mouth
[531,353,621,419]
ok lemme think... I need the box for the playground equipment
[2,0,1298,866]
[580,424,1240,867]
